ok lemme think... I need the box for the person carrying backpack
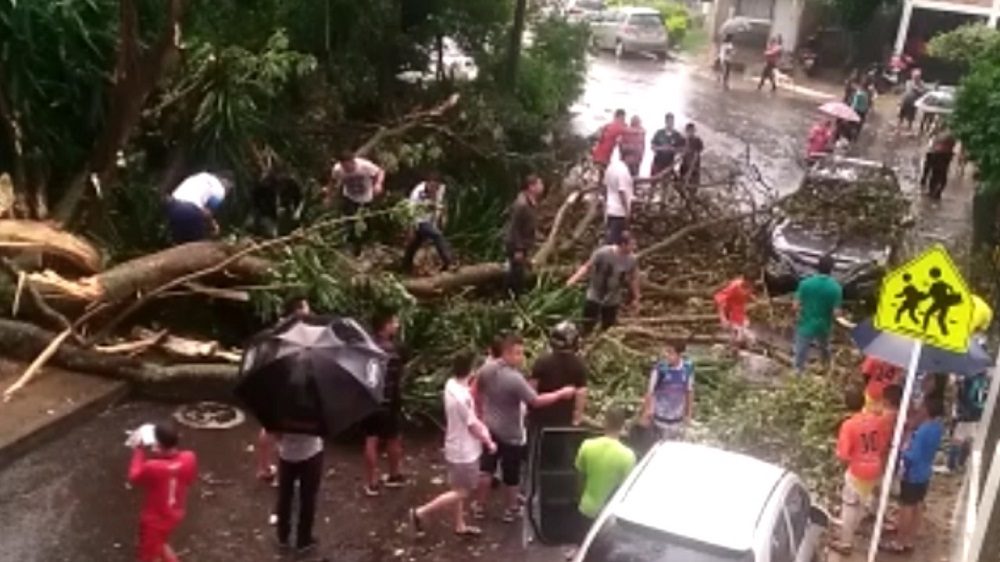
[948,371,989,472]
[640,340,694,441]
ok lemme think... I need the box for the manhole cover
[174,402,245,430]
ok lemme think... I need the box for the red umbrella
[818,101,860,123]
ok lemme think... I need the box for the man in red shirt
[714,274,754,348]
[757,36,783,92]
[592,109,628,173]
[861,356,902,412]
[832,387,887,555]
[128,422,198,562]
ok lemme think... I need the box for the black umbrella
[235,315,387,436]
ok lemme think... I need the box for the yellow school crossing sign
[874,245,973,353]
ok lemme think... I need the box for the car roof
[611,6,661,15]
[612,442,786,551]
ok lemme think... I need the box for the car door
[596,10,615,48]
[767,507,795,562]
[785,483,829,562]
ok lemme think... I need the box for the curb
[0,379,130,470]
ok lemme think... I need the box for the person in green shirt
[793,255,843,373]
[572,407,636,546]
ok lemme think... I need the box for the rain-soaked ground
[0,53,976,562]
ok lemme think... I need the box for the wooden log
[27,241,270,303]
[0,319,237,385]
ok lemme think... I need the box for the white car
[574,442,829,562]
[564,0,606,23]
[589,6,669,60]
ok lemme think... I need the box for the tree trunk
[27,241,269,303]
[505,0,529,89]
[0,220,102,274]
[53,0,186,224]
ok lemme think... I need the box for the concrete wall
[771,0,804,51]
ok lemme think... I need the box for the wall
[771,0,805,50]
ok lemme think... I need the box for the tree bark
[53,0,186,224]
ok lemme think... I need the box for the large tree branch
[636,212,753,260]
[354,94,460,157]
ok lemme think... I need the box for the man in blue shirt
[640,340,694,441]
[883,398,945,553]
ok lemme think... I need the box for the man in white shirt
[325,150,385,254]
[401,172,453,273]
[166,171,233,244]
[603,150,639,245]
[409,352,496,538]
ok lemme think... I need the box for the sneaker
[384,474,406,489]
[297,538,319,555]
[363,484,381,497]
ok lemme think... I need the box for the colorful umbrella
[818,101,861,123]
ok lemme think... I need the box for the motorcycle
[867,53,914,94]
[799,35,819,77]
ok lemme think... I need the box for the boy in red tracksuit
[128,422,198,562]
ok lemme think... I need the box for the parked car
[564,0,605,23]
[397,37,477,84]
[589,7,669,60]
[765,156,909,301]
[573,441,829,562]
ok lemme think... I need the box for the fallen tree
[0,220,102,273]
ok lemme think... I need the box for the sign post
[867,245,974,561]
[867,339,921,562]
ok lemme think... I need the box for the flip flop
[409,508,425,538]
[454,526,482,537]
[879,540,913,554]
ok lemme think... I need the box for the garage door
[737,0,775,20]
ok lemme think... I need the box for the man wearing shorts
[127,422,197,562]
[641,340,694,440]
[883,399,944,554]
[714,274,754,348]
[362,309,407,496]
[410,353,496,538]
[472,334,576,522]
[567,230,639,335]
[830,387,887,555]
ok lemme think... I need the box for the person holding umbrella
[362,309,407,497]
[410,352,497,538]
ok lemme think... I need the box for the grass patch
[679,26,709,55]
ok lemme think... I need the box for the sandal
[502,507,521,523]
[879,540,913,554]
[454,526,482,537]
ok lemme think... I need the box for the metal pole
[968,445,1000,560]
[894,0,915,55]
[868,339,922,562]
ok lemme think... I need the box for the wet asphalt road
[0,54,974,562]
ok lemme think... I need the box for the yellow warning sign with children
[874,245,973,353]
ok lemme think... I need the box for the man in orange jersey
[831,386,887,555]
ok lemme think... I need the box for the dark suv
[765,157,909,301]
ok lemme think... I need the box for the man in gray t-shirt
[567,230,640,334]
[472,334,575,522]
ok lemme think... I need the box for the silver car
[589,7,669,60]
[574,442,829,562]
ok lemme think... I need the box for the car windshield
[582,517,753,562]
[629,14,663,27]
